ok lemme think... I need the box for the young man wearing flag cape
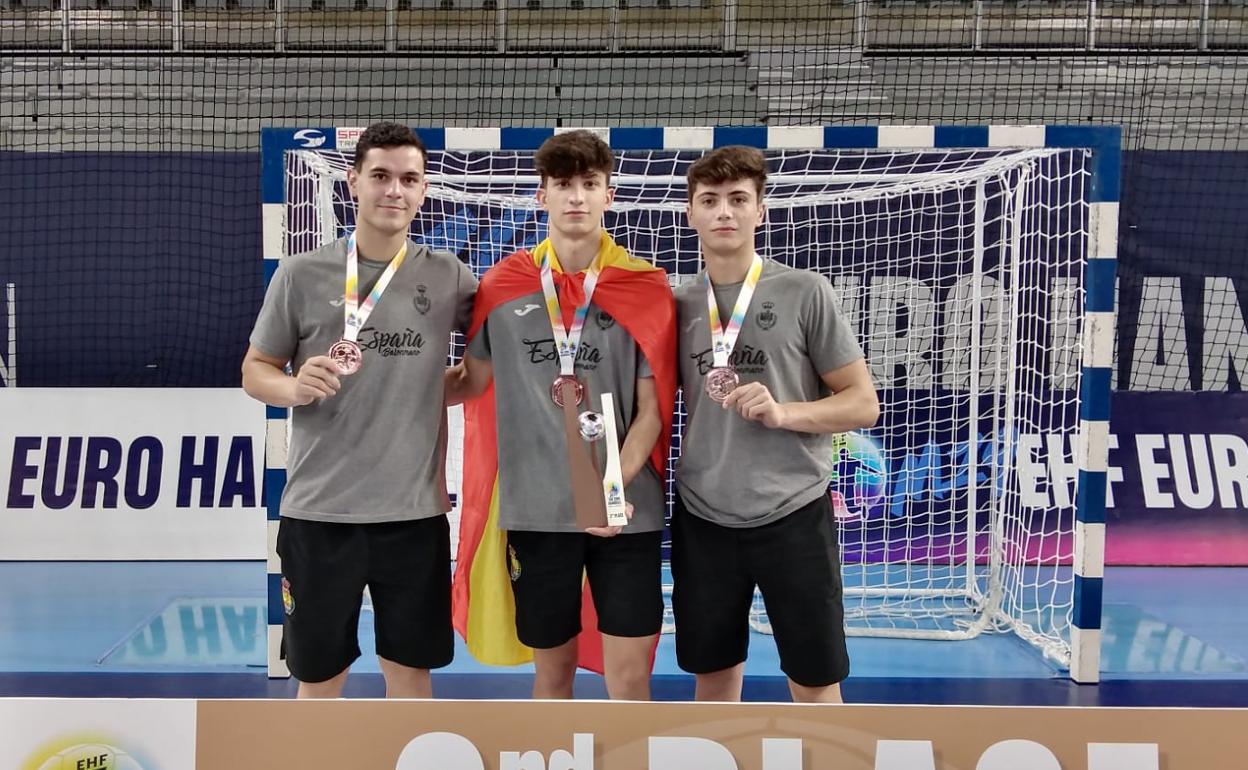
[672,145,879,704]
[448,130,677,700]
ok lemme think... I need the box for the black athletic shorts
[671,492,850,688]
[276,515,453,683]
[505,529,664,650]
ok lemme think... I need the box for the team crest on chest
[414,285,431,315]
[756,301,777,330]
[595,309,616,330]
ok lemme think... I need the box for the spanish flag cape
[452,232,677,673]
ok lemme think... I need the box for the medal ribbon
[344,231,408,342]
[538,247,603,377]
[705,253,763,368]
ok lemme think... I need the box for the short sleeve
[804,276,864,376]
[455,260,479,335]
[466,318,492,360]
[637,345,653,378]
[248,260,300,361]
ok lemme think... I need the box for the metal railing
[12,0,742,54]
[861,0,1242,55]
[4,0,1244,55]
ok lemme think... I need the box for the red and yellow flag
[452,232,677,673]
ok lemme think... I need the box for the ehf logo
[28,742,149,770]
[605,482,623,506]
[828,431,887,522]
[293,129,327,148]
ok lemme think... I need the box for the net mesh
[285,144,1090,666]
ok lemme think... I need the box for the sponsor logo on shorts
[281,576,295,615]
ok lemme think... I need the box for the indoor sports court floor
[1,562,1245,707]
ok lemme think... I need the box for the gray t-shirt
[466,286,665,534]
[250,237,477,524]
[675,260,864,528]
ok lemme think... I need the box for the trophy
[558,381,628,530]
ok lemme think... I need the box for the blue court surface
[0,562,1244,706]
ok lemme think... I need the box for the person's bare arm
[619,375,661,486]
[444,353,494,406]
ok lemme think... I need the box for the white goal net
[282,143,1092,670]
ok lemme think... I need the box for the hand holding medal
[291,355,342,405]
[721,380,787,429]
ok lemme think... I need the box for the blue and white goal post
[260,124,1118,683]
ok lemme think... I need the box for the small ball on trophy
[578,410,606,442]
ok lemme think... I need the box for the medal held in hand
[704,365,740,404]
[328,339,363,375]
[330,231,408,375]
[704,254,763,404]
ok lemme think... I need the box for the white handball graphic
[37,744,145,770]
[394,732,484,770]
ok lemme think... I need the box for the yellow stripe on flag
[465,477,533,666]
